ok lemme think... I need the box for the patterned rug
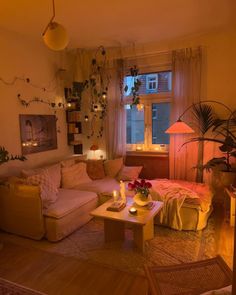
[0,218,216,275]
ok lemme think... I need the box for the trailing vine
[124,65,142,107]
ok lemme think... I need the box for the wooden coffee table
[90,197,163,252]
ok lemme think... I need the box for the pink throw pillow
[26,170,58,209]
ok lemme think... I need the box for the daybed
[0,156,213,242]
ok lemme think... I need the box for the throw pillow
[21,168,43,178]
[61,155,87,168]
[86,160,105,180]
[104,157,123,177]
[45,163,61,189]
[61,162,92,189]
[26,170,58,209]
[22,163,61,189]
[116,165,143,181]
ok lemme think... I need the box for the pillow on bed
[61,162,92,189]
[104,157,123,177]
[116,165,142,181]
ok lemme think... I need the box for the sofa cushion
[104,158,123,177]
[61,155,87,168]
[22,163,61,189]
[44,189,97,219]
[86,160,105,180]
[26,170,58,209]
[116,165,142,181]
[61,162,92,189]
[74,177,121,195]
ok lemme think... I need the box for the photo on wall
[19,114,57,155]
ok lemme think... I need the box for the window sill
[126,150,169,157]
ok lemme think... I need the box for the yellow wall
[135,27,236,110]
[0,27,72,177]
[0,25,235,175]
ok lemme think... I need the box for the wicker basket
[144,256,232,295]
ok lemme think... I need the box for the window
[146,74,158,93]
[125,71,172,152]
[126,105,144,144]
[152,103,170,144]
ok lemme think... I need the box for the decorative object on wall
[19,115,57,155]
[166,100,236,183]
[0,69,68,109]
[42,0,69,51]
[0,146,26,165]
[65,82,83,154]
[82,46,110,139]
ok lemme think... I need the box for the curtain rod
[121,45,203,60]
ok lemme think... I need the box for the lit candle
[113,190,118,201]
[129,207,137,215]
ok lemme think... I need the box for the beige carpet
[0,218,216,275]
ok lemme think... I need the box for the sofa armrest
[0,183,45,240]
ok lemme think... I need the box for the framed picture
[19,114,57,155]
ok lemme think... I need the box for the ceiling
[0,0,234,49]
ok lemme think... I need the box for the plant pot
[220,170,236,187]
[133,193,152,206]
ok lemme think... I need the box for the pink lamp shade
[165,120,195,134]
[90,144,99,151]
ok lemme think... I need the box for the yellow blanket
[150,180,199,230]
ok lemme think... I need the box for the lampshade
[43,22,69,51]
[90,144,99,151]
[165,120,195,134]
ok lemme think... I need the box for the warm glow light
[67,102,72,108]
[136,104,144,111]
[43,22,69,51]
[129,207,137,214]
[165,120,195,134]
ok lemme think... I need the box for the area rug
[0,218,216,275]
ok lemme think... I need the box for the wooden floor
[0,204,234,295]
[213,203,234,268]
[0,242,148,295]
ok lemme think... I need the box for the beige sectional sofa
[0,157,126,242]
[0,156,213,242]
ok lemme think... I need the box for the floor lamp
[166,116,236,292]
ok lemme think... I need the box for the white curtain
[170,47,202,181]
[105,59,126,159]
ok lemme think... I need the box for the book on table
[107,201,126,212]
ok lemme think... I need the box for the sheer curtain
[169,47,202,181]
[105,59,126,159]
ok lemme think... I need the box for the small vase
[133,193,152,206]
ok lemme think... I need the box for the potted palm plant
[183,104,236,185]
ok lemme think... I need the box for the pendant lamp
[42,0,69,51]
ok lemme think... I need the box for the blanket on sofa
[150,180,200,230]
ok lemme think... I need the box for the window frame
[125,91,172,153]
[146,74,158,92]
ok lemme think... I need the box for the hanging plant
[82,46,110,138]
[124,65,142,107]
[0,146,26,165]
